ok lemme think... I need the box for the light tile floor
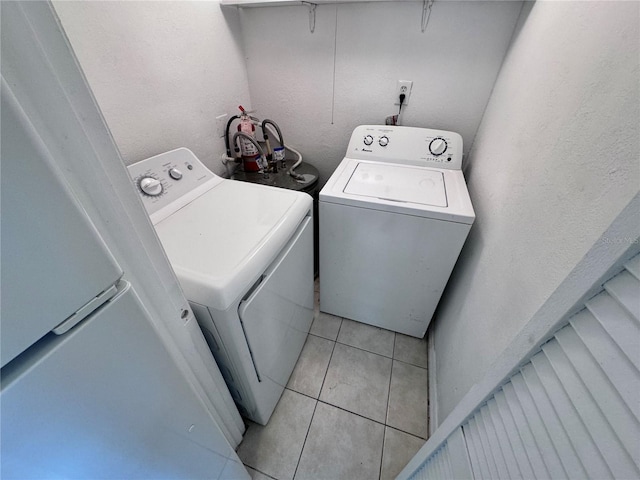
[237,279,429,480]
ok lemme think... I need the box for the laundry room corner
[52,0,252,176]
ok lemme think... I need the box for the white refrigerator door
[0,282,249,480]
[0,80,123,367]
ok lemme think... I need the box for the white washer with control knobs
[319,125,475,338]
[128,148,314,425]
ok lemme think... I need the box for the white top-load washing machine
[128,148,314,425]
[319,125,475,338]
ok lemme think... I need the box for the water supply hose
[261,119,284,173]
[263,124,305,181]
[224,114,241,157]
[261,119,284,147]
[231,131,268,173]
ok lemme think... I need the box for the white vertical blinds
[408,253,640,480]
[411,427,473,480]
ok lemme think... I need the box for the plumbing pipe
[232,131,268,174]
[263,124,305,181]
[261,119,284,173]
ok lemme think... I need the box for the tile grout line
[291,317,342,479]
[379,428,387,480]
[311,324,428,368]
[245,464,278,480]
[379,333,397,480]
[385,334,396,425]
[390,355,428,370]
[335,337,394,359]
[309,331,427,369]
[320,397,426,441]
[291,397,319,480]
[305,330,428,436]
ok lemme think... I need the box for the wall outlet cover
[395,80,413,106]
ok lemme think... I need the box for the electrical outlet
[215,113,228,138]
[395,80,413,106]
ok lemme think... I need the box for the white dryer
[128,148,314,425]
[319,126,475,338]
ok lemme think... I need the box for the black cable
[398,93,406,116]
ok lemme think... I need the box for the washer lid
[344,163,447,207]
[320,158,475,224]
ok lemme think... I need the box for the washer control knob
[169,168,183,180]
[429,137,448,156]
[379,136,389,147]
[139,177,163,196]
[363,135,374,146]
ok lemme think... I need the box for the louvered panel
[443,445,454,478]
[431,449,441,479]
[486,397,523,479]
[493,390,538,479]
[471,416,500,479]
[439,449,447,478]
[534,343,612,478]
[466,417,493,479]
[479,405,510,478]
[625,254,640,280]
[555,325,640,466]
[437,446,447,478]
[604,270,640,321]
[412,446,436,479]
[438,446,448,478]
[406,254,640,480]
[411,436,470,480]
[507,374,567,478]
[463,421,484,479]
[521,363,588,479]
[548,332,640,478]
[431,450,440,479]
[570,309,640,419]
[587,291,640,370]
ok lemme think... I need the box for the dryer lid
[154,180,312,310]
[344,163,447,207]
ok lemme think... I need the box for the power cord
[395,93,406,125]
[385,93,407,126]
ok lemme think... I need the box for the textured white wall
[433,1,640,424]
[236,1,523,185]
[53,1,251,176]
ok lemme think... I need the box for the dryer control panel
[346,125,463,170]
[127,148,222,224]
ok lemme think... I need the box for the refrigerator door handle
[52,284,119,335]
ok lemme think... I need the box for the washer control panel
[349,125,463,170]
[127,148,220,218]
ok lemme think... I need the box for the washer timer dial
[139,176,163,196]
[379,136,389,147]
[429,137,448,156]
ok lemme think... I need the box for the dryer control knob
[139,177,163,196]
[169,168,183,180]
[429,138,448,156]
[379,136,389,147]
[363,135,374,146]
